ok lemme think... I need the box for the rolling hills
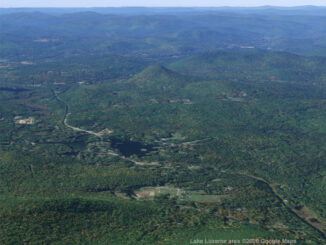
[1,7,326,244]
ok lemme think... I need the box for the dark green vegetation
[0,6,326,245]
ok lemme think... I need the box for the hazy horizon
[2,0,326,8]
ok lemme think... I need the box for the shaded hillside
[128,65,190,91]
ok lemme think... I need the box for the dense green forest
[0,6,326,244]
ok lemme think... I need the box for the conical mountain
[129,65,188,90]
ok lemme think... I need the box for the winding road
[52,88,326,239]
[52,88,104,137]
[63,112,103,137]
[235,171,326,239]
[52,88,157,165]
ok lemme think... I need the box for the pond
[110,137,155,157]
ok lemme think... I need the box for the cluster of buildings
[14,116,35,125]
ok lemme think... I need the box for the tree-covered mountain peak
[128,65,189,90]
[134,65,178,79]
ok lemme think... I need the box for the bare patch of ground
[293,206,326,234]
[134,186,180,200]
[21,61,33,65]
[115,192,131,200]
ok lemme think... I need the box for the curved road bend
[236,172,326,239]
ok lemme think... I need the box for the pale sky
[1,0,326,8]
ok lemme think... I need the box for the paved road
[236,171,326,239]
[64,112,103,137]
[53,88,325,238]
[52,88,157,166]
[52,88,103,137]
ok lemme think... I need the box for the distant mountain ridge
[169,50,326,84]
[2,9,326,61]
[1,6,326,16]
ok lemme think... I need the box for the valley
[0,6,326,244]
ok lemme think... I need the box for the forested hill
[128,65,190,90]
[169,50,326,84]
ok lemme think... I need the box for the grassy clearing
[134,186,227,203]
